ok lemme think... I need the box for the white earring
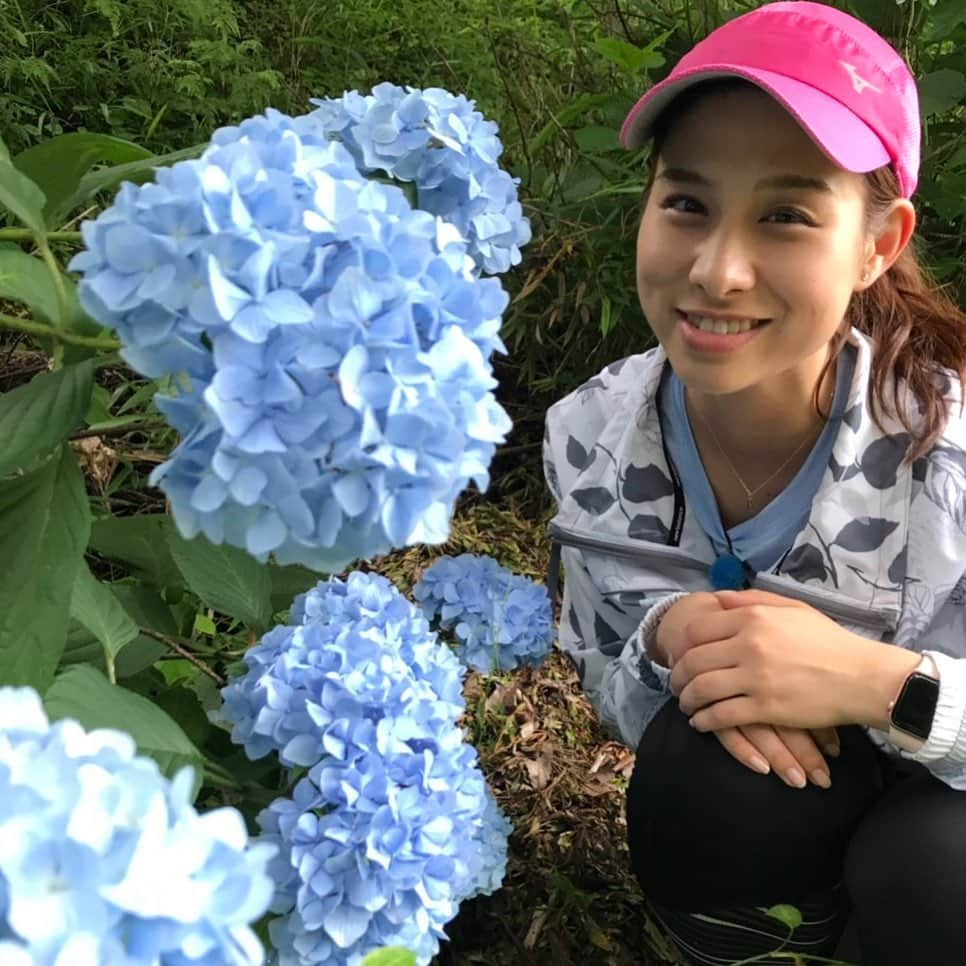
[861,269,872,283]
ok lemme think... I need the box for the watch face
[892,672,940,740]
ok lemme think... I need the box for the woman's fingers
[715,724,833,790]
[714,589,804,610]
[669,636,742,694]
[809,725,840,758]
[774,726,832,789]
[677,667,747,715]
[715,727,772,776]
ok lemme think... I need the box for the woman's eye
[660,195,705,215]
[764,207,814,226]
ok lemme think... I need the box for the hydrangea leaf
[88,513,186,590]
[12,131,152,227]
[0,445,90,690]
[0,157,46,235]
[68,562,140,680]
[0,248,77,327]
[167,528,273,631]
[44,665,204,796]
[0,358,95,478]
[362,948,417,966]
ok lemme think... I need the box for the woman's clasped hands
[655,589,887,790]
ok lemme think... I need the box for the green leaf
[764,903,803,931]
[574,125,621,153]
[167,530,273,631]
[0,446,91,689]
[361,949,417,966]
[66,143,207,213]
[106,583,178,678]
[60,620,108,669]
[0,248,79,328]
[194,612,217,636]
[13,132,152,227]
[0,159,47,236]
[0,133,10,164]
[269,562,323,613]
[88,514,186,590]
[919,69,966,117]
[45,665,204,794]
[69,563,140,677]
[594,36,664,73]
[152,685,212,750]
[0,359,95,478]
[925,4,966,42]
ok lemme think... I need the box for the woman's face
[637,86,871,399]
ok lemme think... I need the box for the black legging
[626,699,966,965]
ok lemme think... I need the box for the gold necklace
[690,392,831,512]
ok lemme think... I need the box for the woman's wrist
[849,637,923,731]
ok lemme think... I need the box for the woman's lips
[676,309,770,354]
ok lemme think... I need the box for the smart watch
[887,655,940,753]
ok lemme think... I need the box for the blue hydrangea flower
[70,105,513,572]
[460,785,512,901]
[219,572,465,769]
[412,554,554,672]
[219,571,512,964]
[0,687,275,965]
[259,731,502,965]
[309,83,531,276]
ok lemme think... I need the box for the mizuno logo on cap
[840,61,882,95]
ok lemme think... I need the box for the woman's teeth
[685,314,762,334]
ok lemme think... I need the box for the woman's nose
[688,227,756,297]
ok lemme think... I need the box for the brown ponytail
[845,165,966,460]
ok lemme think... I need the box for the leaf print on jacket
[567,435,595,471]
[923,444,966,533]
[833,517,899,553]
[571,487,616,514]
[781,543,828,583]
[627,514,670,542]
[621,463,675,503]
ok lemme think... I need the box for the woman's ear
[859,199,916,289]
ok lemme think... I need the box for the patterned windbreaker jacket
[543,328,966,789]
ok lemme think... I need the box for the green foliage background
[2,0,965,399]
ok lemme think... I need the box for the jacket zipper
[547,519,897,634]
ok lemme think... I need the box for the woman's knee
[846,770,966,958]
[627,700,882,906]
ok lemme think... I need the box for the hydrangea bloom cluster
[220,571,465,769]
[70,99,519,572]
[413,554,554,672]
[218,572,511,965]
[309,83,531,276]
[0,688,275,965]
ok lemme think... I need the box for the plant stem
[0,228,82,242]
[203,764,242,791]
[35,240,70,367]
[137,627,226,685]
[0,312,120,350]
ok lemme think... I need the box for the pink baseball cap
[620,1,920,197]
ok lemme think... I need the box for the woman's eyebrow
[655,167,833,194]
[754,173,834,193]
[654,167,710,186]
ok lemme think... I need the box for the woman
[543,2,966,963]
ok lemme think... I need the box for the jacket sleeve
[554,548,675,748]
[543,389,678,748]
[896,574,966,787]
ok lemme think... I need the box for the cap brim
[620,65,891,175]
